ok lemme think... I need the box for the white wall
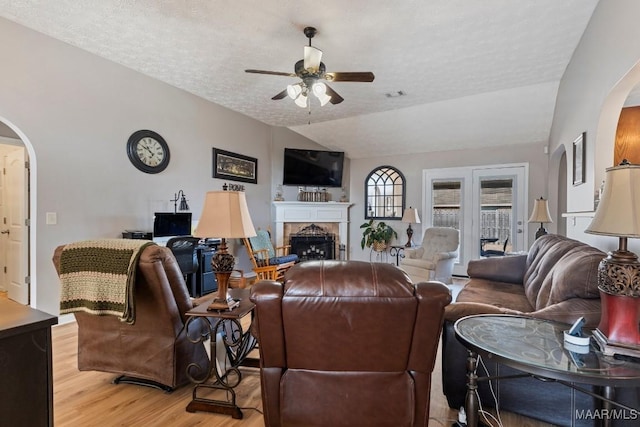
[0,17,314,315]
[348,141,549,261]
[548,0,640,254]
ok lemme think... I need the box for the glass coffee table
[454,315,640,427]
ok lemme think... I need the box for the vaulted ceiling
[0,0,600,158]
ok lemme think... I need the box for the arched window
[365,166,406,220]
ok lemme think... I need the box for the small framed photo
[213,148,258,184]
[573,132,586,186]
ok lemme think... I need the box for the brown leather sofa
[53,243,209,391]
[442,234,640,426]
[250,260,452,427]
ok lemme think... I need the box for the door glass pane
[479,178,513,255]
[432,180,462,230]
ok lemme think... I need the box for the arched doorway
[0,119,34,306]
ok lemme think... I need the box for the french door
[422,164,528,276]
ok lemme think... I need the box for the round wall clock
[126,129,170,174]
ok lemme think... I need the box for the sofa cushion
[523,234,604,310]
[455,279,533,312]
[269,254,299,265]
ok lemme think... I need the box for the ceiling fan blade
[324,72,375,82]
[245,69,297,77]
[324,84,344,105]
[304,46,323,73]
[271,89,288,100]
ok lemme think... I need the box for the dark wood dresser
[0,298,58,426]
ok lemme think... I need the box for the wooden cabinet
[0,299,58,426]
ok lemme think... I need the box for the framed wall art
[212,148,258,184]
[573,132,586,186]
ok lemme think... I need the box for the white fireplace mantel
[273,201,353,259]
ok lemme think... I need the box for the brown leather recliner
[250,260,452,427]
[52,243,209,391]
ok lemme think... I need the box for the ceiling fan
[245,27,375,108]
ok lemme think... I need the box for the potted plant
[360,219,398,251]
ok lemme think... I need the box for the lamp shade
[527,197,553,224]
[401,207,421,224]
[193,191,256,239]
[586,162,640,238]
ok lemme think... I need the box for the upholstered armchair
[243,229,298,281]
[250,260,452,427]
[52,241,209,391]
[400,227,459,284]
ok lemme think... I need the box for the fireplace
[273,201,353,260]
[290,224,336,260]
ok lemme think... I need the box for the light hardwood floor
[51,321,553,427]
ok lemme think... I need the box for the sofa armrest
[467,254,527,284]
[405,247,424,259]
[529,298,601,328]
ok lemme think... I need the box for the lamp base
[592,289,640,358]
[405,224,413,248]
[592,247,640,358]
[207,271,235,311]
[535,224,548,240]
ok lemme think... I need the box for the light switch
[46,212,57,225]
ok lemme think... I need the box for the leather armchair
[400,227,459,284]
[52,243,209,391]
[250,260,452,427]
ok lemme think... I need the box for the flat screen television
[153,212,192,237]
[283,148,344,187]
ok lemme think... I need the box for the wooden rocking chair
[243,230,298,281]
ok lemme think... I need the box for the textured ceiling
[0,0,599,158]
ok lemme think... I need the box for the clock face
[126,130,170,174]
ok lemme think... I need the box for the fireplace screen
[289,224,336,261]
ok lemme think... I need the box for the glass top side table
[454,314,640,427]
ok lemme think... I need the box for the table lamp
[527,197,553,239]
[585,160,640,358]
[194,190,256,311]
[401,207,421,247]
[171,190,190,213]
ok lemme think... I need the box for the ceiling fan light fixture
[312,81,327,96]
[287,84,302,99]
[295,92,308,108]
[312,82,331,106]
[318,93,331,106]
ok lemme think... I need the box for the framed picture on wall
[212,148,258,184]
[573,132,586,186]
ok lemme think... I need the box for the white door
[423,170,470,277]
[423,163,527,276]
[6,147,28,304]
[472,166,527,258]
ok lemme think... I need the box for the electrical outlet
[46,212,57,225]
